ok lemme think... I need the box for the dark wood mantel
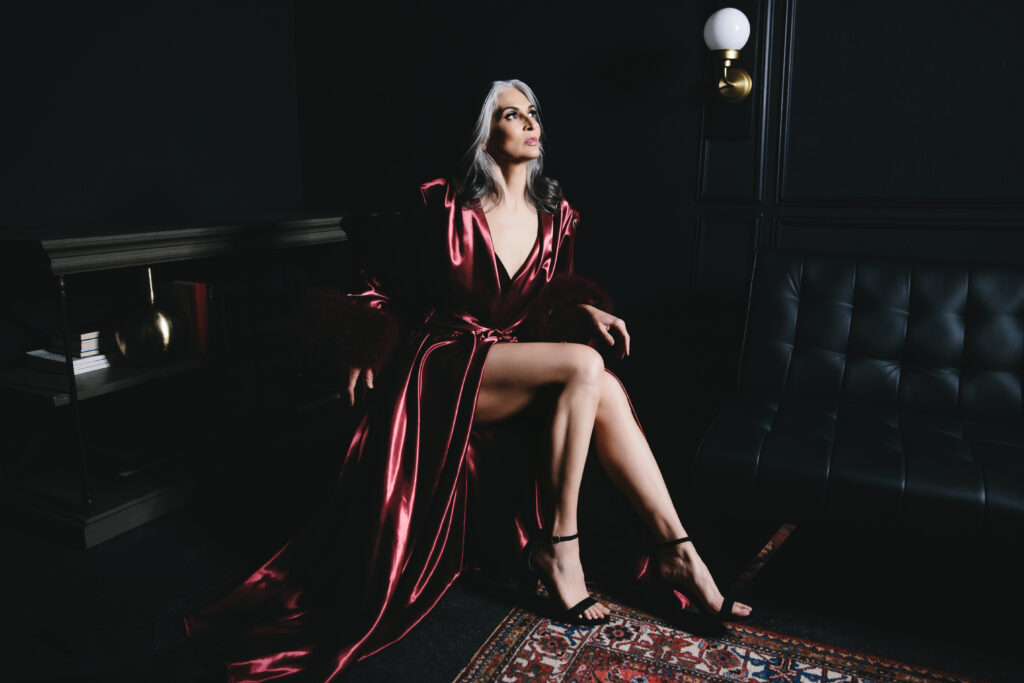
[0,213,353,276]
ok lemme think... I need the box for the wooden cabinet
[0,215,351,548]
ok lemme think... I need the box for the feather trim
[517,274,614,345]
[303,287,399,372]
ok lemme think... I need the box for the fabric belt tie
[421,312,518,344]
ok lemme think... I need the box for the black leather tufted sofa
[692,248,1024,543]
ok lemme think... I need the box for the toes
[583,602,610,622]
[730,601,752,616]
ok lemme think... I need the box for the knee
[565,344,605,388]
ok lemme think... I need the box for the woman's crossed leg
[476,341,609,621]
[474,341,751,620]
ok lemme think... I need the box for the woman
[183,79,750,682]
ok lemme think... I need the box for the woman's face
[484,87,541,164]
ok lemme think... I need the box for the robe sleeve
[518,198,614,345]
[304,273,400,374]
[303,181,439,373]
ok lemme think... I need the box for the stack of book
[26,329,113,375]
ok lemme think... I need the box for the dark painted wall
[293,1,708,314]
[0,0,303,373]
[1,1,303,232]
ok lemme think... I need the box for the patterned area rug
[455,592,972,683]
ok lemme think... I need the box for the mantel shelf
[0,213,367,276]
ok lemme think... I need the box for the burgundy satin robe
[183,178,629,681]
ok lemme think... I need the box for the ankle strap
[547,532,579,544]
[657,536,691,549]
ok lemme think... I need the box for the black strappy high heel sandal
[641,536,744,633]
[518,532,610,627]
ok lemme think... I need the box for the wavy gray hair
[456,79,561,213]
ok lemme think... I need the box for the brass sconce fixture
[704,8,752,103]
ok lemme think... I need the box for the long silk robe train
[183,178,623,682]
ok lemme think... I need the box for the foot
[530,537,611,622]
[658,542,753,619]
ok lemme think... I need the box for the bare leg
[592,371,752,617]
[475,342,609,621]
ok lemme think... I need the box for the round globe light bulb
[703,8,750,51]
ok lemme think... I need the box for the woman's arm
[305,275,399,405]
[305,182,438,403]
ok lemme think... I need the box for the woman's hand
[579,304,630,360]
[346,366,375,406]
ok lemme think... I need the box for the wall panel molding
[695,0,1024,302]
[775,0,1024,208]
[775,215,1024,265]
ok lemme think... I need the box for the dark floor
[2,466,1018,683]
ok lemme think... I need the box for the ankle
[657,544,699,568]
[655,535,695,554]
[534,530,579,557]
[542,519,578,539]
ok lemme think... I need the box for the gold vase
[113,266,185,366]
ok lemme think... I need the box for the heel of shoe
[517,540,539,596]
[644,538,730,633]
[516,532,609,627]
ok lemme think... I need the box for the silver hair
[457,79,559,211]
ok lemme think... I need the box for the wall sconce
[704,8,752,103]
